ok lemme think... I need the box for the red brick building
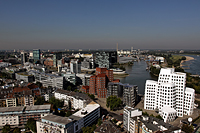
[89,68,114,98]
[89,75,96,95]
[81,86,89,94]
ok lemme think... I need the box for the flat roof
[0,106,24,113]
[162,106,176,113]
[185,87,195,93]
[72,101,100,118]
[42,114,73,125]
[26,105,51,111]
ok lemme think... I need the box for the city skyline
[1,0,200,50]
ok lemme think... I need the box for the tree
[88,94,95,100]
[67,85,72,91]
[65,111,72,117]
[2,124,10,133]
[97,118,102,126]
[13,127,20,133]
[82,126,93,133]
[35,96,45,105]
[26,118,36,133]
[181,124,194,133]
[36,81,42,88]
[156,115,163,120]
[49,96,64,108]
[106,96,122,111]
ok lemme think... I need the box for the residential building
[69,101,100,133]
[123,106,142,132]
[81,86,89,94]
[6,98,17,107]
[54,89,92,110]
[107,82,124,98]
[36,114,74,133]
[94,121,121,133]
[144,68,195,120]
[0,105,51,126]
[123,84,138,107]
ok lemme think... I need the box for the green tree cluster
[49,97,64,108]
[106,95,122,110]
[26,118,37,133]
[87,94,95,100]
[181,124,194,133]
[82,124,96,133]
[150,66,160,76]
[2,124,10,133]
[35,96,45,105]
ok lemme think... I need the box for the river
[181,55,200,75]
[115,55,200,95]
[115,60,157,95]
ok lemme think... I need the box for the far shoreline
[180,56,195,67]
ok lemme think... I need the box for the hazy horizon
[1,1,200,50]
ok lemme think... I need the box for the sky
[0,0,200,50]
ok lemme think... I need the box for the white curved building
[144,68,195,121]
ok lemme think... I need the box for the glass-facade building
[33,49,40,62]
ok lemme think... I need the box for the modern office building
[36,114,74,133]
[144,68,195,119]
[21,52,28,65]
[53,52,62,67]
[95,51,117,69]
[70,59,81,74]
[33,49,41,62]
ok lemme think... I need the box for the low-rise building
[69,101,100,133]
[0,105,51,126]
[54,89,92,110]
[36,114,74,133]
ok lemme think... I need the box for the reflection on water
[115,60,157,95]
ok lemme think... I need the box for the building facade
[144,68,195,119]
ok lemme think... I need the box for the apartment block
[54,89,92,110]
[36,114,74,133]
[0,105,51,126]
[69,101,100,133]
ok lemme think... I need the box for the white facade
[123,106,142,132]
[54,90,88,110]
[6,98,17,107]
[144,68,195,118]
[70,59,81,74]
[0,116,19,126]
[70,101,100,133]
[161,106,177,123]
[36,114,74,133]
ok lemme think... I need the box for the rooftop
[25,104,51,111]
[94,121,121,133]
[42,114,73,125]
[0,106,24,113]
[71,101,100,118]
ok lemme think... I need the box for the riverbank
[180,56,195,67]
